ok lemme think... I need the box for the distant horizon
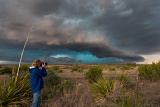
[0,60,156,65]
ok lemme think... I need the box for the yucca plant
[90,77,115,106]
[0,72,32,106]
[0,26,33,106]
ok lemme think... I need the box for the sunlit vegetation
[138,61,160,81]
[0,67,12,75]
[0,72,31,106]
[14,64,29,72]
[0,63,160,106]
[85,66,103,83]
[70,65,84,72]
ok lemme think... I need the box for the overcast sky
[0,0,160,64]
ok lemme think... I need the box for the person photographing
[29,59,47,107]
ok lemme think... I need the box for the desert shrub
[45,71,62,86]
[61,80,74,92]
[43,71,62,99]
[0,72,31,106]
[85,66,103,83]
[58,69,63,73]
[0,67,12,75]
[70,65,84,72]
[52,65,59,71]
[71,65,79,72]
[121,65,130,70]
[127,62,137,67]
[120,63,136,70]
[138,62,160,81]
[138,65,150,79]
[77,67,83,72]
[122,79,136,90]
[117,74,136,90]
[43,71,75,99]
[118,74,128,82]
[90,77,115,106]
[14,65,29,72]
[117,94,144,107]
[109,66,116,71]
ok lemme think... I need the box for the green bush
[127,62,136,67]
[109,66,116,71]
[0,67,12,75]
[70,65,83,72]
[138,61,160,81]
[85,66,103,83]
[52,66,59,71]
[45,71,62,86]
[70,65,84,72]
[14,65,29,72]
[77,68,83,72]
[43,70,75,99]
[118,74,128,82]
[58,69,63,73]
[61,80,74,92]
[121,65,130,70]
[43,71,62,99]
[71,65,79,72]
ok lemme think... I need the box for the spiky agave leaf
[0,72,31,106]
[90,77,115,106]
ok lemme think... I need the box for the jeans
[31,91,41,107]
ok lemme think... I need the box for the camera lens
[40,62,48,66]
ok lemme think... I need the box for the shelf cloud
[0,0,160,63]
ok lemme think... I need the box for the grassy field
[0,64,160,107]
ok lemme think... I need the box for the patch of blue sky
[50,51,124,64]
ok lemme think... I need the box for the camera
[40,62,48,66]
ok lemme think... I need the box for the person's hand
[42,63,46,68]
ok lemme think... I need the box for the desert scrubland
[0,63,160,107]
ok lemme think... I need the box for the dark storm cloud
[0,0,159,63]
[49,57,78,63]
[60,42,144,62]
[24,41,145,62]
[20,0,63,17]
[92,0,160,54]
[27,0,93,17]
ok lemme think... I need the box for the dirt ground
[51,65,160,107]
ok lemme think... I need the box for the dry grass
[1,64,160,107]
[41,65,160,107]
[0,74,9,82]
[41,83,96,107]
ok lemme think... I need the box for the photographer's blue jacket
[29,67,47,93]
